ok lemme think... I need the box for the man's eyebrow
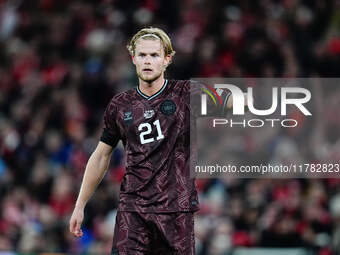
[137,50,161,55]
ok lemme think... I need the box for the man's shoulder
[168,79,204,88]
[168,79,204,95]
[168,79,190,86]
[108,88,136,106]
[167,79,191,94]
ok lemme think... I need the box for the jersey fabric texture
[101,79,199,213]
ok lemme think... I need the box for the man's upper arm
[100,99,122,148]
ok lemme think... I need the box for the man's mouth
[143,68,153,72]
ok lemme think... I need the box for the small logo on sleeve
[111,247,119,255]
[191,200,198,206]
[123,111,133,124]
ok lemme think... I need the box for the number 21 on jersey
[138,119,164,144]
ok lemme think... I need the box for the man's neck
[139,76,165,97]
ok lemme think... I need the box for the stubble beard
[138,70,162,84]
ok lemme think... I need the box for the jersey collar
[136,79,168,101]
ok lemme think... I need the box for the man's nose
[144,55,152,64]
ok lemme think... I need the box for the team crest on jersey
[160,100,176,116]
[144,110,155,119]
[123,111,133,124]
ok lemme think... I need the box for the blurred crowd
[0,0,340,254]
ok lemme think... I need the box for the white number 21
[138,119,164,144]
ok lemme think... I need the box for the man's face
[132,39,171,83]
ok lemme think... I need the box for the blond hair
[127,27,176,59]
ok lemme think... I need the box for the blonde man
[70,27,223,254]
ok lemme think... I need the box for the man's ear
[164,54,171,67]
[132,55,136,65]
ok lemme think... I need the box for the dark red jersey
[101,79,199,213]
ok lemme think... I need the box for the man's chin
[139,73,161,83]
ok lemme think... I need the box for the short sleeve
[100,100,121,147]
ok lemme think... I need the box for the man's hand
[69,206,84,238]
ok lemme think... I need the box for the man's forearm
[75,147,112,209]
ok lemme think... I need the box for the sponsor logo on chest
[144,109,155,119]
